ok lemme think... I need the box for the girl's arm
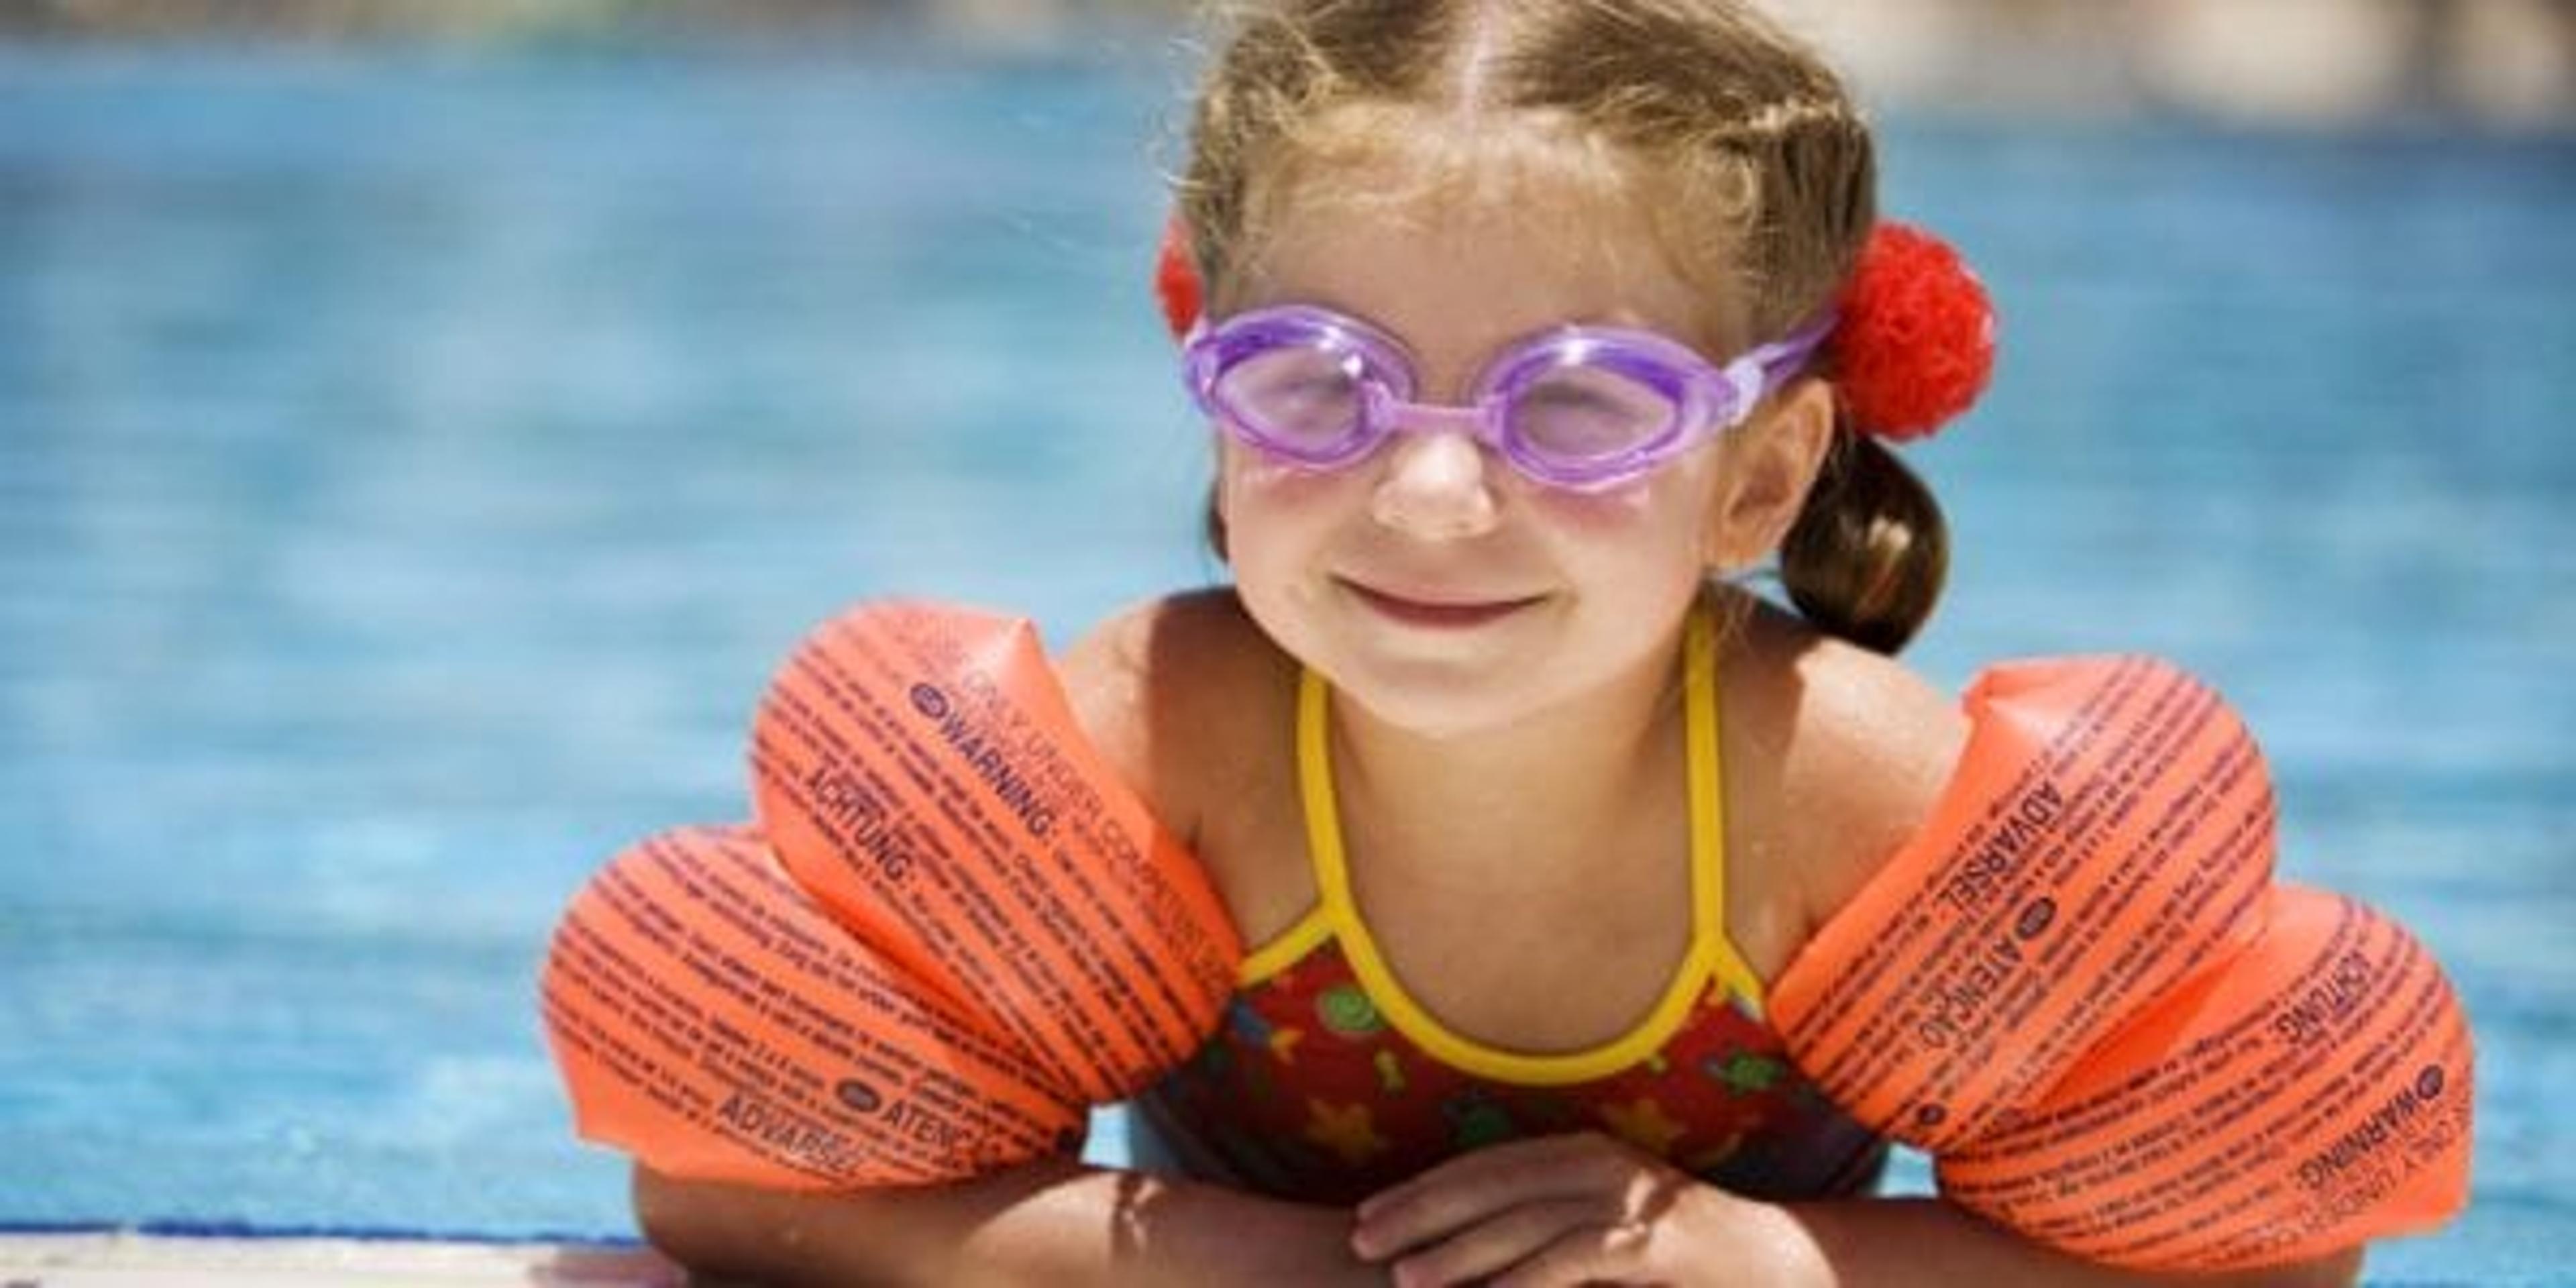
[635,1157,1383,1288]
[1774,1195,2362,1288]
[1348,1134,2362,1288]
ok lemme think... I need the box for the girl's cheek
[1509,473,1686,557]
[1219,447,1363,531]
[1531,479,1658,530]
[1230,457,1322,496]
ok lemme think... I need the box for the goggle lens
[1211,343,1375,460]
[1502,363,1681,470]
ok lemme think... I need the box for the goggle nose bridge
[1366,386,1497,445]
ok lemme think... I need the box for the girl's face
[1214,166,1774,739]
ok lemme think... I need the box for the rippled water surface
[1,42,2569,1283]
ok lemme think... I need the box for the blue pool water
[1,40,2570,1283]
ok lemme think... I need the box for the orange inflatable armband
[747,602,1240,1104]
[1770,656,2471,1271]
[541,824,1086,1185]
[541,602,1244,1188]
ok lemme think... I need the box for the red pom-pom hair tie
[1826,221,1996,442]
[1155,212,1204,340]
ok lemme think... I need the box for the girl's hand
[1350,1132,1810,1287]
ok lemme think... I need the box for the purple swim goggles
[1183,303,1831,492]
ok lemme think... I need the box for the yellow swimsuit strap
[1269,602,1768,1087]
[1678,602,1770,1010]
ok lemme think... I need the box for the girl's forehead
[1227,108,1743,347]
[1246,107,1633,255]
[1234,164,1725,354]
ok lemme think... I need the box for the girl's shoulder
[1715,594,1971,963]
[1053,585,1298,856]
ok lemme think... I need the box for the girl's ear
[1702,376,1837,573]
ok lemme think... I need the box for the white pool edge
[0,1230,684,1286]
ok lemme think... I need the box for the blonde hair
[1179,0,1949,653]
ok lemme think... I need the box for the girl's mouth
[1343,581,1541,629]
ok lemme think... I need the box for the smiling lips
[1344,580,1542,629]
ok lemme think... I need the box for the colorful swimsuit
[1134,608,1886,1205]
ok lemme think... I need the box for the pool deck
[0,1232,686,1287]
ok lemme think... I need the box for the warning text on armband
[904,664,1233,996]
[804,764,915,881]
[713,1085,986,1173]
[1937,777,2067,916]
[2296,1063,2456,1197]
[907,681,1058,840]
[2271,951,2375,1049]
[714,1090,871,1177]
[1914,894,2059,1052]
[1901,774,2071,1056]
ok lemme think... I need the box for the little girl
[625,2,2418,1283]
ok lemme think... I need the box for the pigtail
[1778,429,1947,655]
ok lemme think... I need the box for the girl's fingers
[1485,1226,1641,1288]
[1380,1199,1612,1288]
[1353,1135,1634,1258]
[1486,1172,1727,1288]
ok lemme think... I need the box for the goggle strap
[1748,314,1837,394]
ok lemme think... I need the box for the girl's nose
[1370,423,1499,541]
